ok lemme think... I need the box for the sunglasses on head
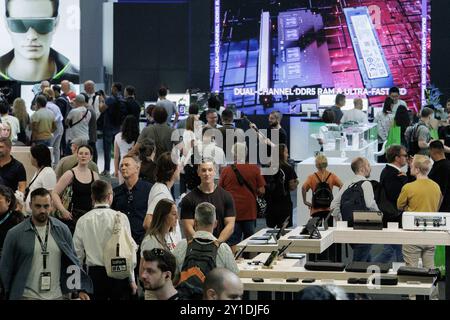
[151,248,166,256]
[6,18,57,34]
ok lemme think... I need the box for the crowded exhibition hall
[1,0,450,308]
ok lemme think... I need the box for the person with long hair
[12,98,30,145]
[394,105,411,147]
[114,115,140,183]
[0,122,12,140]
[140,198,178,300]
[138,139,157,183]
[375,97,394,162]
[264,143,299,228]
[24,144,56,214]
[43,87,64,164]
[52,144,99,233]
[141,198,178,253]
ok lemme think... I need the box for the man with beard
[0,188,92,300]
[140,248,180,300]
[249,110,287,154]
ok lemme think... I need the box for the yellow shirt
[397,179,441,212]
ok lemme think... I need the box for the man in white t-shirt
[83,80,101,120]
[341,98,368,124]
[198,127,226,179]
[66,94,91,143]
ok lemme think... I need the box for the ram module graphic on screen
[344,7,394,89]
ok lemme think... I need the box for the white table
[239,253,435,296]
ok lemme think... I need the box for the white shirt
[197,142,226,175]
[73,205,137,279]
[140,234,177,257]
[114,132,135,159]
[25,167,57,215]
[1,114,20,142]
[146,182,182,244]
[66,106,91,142]
[23,224,63,300]
[341,109,368,124]
[87,93,101,120]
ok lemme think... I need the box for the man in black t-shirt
[429,141,450,212]
[0,137,26,193]
[180,160,236,243]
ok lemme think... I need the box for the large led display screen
[0,0,80,84]
[211,0,431,114]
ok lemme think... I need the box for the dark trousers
[87,266,131,300]
[103,128,119,171]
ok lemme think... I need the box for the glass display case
[322,123,377,151]
[322,123,378,162]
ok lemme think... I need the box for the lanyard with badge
[30,219,51,292]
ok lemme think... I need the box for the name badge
[40,272,51,292]
[111,258,127,273]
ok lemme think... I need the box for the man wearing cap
[0,0,79,83]
[65,94,91,149]
[55,137,98,180]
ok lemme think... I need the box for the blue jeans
[33,139,52,147]
[351,244,373,262]
[227,220,256,246]
[373,245,403,263]
[103,128,119,171]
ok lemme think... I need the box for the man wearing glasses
[0,0,79,83]
[372,145,409,264]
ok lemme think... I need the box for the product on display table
[402,212,450,231]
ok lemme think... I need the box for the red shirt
[219,164,265,221]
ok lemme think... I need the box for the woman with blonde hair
[43,87,64,164]
[12,98,30,145]
[0,122,12,140]
[302,154,343,223]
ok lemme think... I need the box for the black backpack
[176,238,219,300]
[312,173,333,208]
[339,181,369,227]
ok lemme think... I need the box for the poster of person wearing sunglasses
[0,0,80,84]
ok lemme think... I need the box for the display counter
[296,157,385,227]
